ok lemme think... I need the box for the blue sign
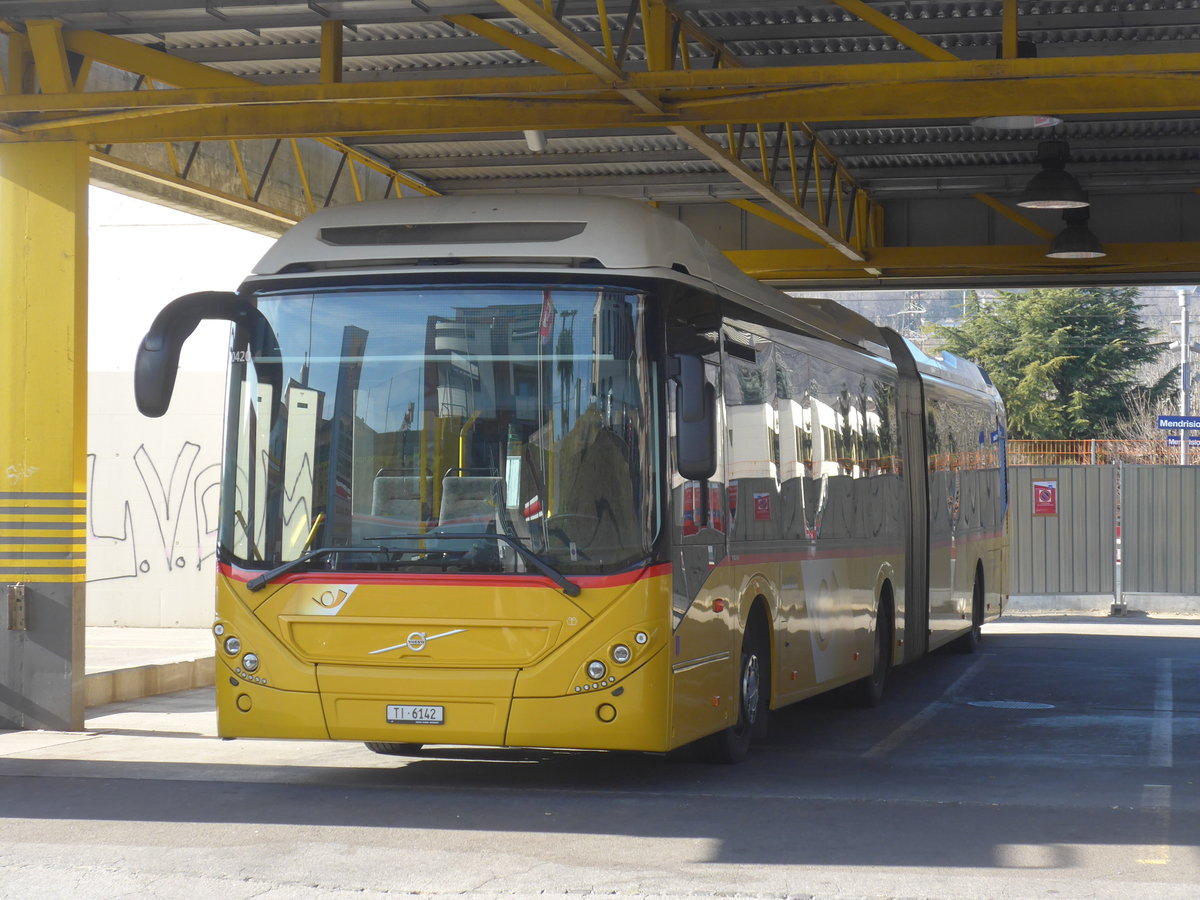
[1166,435,1200,447]
[1157,415,1200,430]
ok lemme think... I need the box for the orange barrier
[1006,439,1193,466]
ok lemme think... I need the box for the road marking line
[1136,783,1172,866]
[862,655,987,759]
[1150,658,1173,768]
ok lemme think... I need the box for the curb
[85,657,216,708]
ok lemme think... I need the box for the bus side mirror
[135,291,250,417]
[674,354,717,481]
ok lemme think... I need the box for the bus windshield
[219,284,660,578]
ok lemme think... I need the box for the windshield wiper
[367,532,582,597]
[246,546,385,592]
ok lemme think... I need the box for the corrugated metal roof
[3,1,1198,211]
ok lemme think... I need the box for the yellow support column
[0,141,89,731]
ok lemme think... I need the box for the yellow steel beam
[727,242,1200,281]
[5,54,1200,141]
[64,28,248,90]
[26,20,73,94]
[290,138,316,212]
[229,139,253,199]
[670,125,869,263]
[73,55,92,91]
[445,14,589,74]
[668,14,882,258]
[828,0,959,63]
[491,0,625,82]
[972,193,1054,242]
[91,149,299,228]
[1002,0,1019,60]
[596,0,615,63]
[728,198,823,246]
[3,50,1198,116]
[639,0,672,73]
[48,28,438,197]
[320,20,343,84]
[485,1,869,263]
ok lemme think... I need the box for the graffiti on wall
[87,441,222,583]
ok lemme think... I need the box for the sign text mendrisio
[1157,415,1200,430]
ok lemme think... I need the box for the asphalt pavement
[3,613,1198,900]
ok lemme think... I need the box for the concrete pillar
[0,142,89,730]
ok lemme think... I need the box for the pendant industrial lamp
[1046,207,1106,259]
[1018,140,1089,209]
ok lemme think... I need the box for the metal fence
[1007,462,1200,601]
[1007,439,1189,466]
[1121,465,1200,595]
[1008,465,1116,596]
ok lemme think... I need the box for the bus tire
[951,569,984,654]
[364,742,424,756]
[696,614,769,764]
[843,601,891,708]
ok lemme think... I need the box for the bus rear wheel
[696,620,768,764]
[364,742,424,756]
[951,571,984,654]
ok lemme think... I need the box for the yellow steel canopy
[2,1,1200,285]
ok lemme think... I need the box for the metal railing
[1006,439,1192,466]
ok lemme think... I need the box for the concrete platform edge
[85,657,215,708]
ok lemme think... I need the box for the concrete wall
[87,371,226,627]
[85,186,272,627]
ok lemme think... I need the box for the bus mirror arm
[135,291,253,417]
[674,354,717,481]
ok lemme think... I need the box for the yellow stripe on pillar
[0,491,87,582]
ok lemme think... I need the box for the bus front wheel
[696,621,768,764]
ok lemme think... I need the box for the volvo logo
[369,629,467,656]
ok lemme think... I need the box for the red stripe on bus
[720,543,904,567]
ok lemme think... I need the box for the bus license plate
[386,704,444,725]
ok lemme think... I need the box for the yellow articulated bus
[136,195,1007,763]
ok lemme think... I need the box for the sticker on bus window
[707,483,725,533]
[682,483,699,536]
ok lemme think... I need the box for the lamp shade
[1046,208,1105,259]
[1018,140,1089,209]
[1019,168,1089,209]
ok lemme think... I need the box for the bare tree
[1114,357,1177,442]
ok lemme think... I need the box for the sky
[88,186,275,373]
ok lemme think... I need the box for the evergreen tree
[932,287,1174,439]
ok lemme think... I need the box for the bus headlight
[242,653,260,673]
[611,644,631,664]
[586,660,607,681]
[223,636,241,656]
